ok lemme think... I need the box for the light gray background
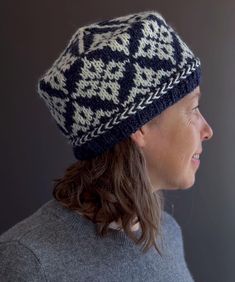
[1,1,234,281]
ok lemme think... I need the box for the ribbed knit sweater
[0,199,194,281]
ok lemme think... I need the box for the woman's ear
[130,126,147,148]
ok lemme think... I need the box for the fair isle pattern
[75,59,200,146]
[37,11,201,160]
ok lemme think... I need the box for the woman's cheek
[186,119,192,127]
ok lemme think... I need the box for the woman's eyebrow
[195,91,202,100]
[190,91,201,101]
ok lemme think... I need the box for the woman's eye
[193,105,200,111]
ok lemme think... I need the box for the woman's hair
[53,136,165,255]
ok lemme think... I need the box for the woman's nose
[202,118,214,141]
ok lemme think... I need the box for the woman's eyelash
[193,105,200,110]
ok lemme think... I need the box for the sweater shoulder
[0,199,59,243]
[161,210,186,254]
[161,210,184,244]
[0,240,46,281]
[162,210,182,232]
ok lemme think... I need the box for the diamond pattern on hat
[90,30,131,55]
[37,11,201,160]
[72,58,128,105]
[122,63,177,108]
[42,52,77,94]
[71,102,119,135]
[38,89,70,133]
[133,20,176,65]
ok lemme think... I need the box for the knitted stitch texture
[37,11,201,160]
[0,199,195,281]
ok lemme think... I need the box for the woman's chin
[170,174,196,190]
[149,170,196,191]
[180,175,196,190]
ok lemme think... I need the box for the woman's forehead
[181,87,201,105]
[189,87,201,99]
[145,87,201,127]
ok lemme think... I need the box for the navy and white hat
[37,11,201,160]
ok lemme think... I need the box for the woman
[0,11,213,281]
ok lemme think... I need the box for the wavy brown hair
[53,136,165,255]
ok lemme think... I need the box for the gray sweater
[0,199,194,281]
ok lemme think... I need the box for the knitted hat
[37,11,201,160]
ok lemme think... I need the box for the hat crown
[37,11,201,160]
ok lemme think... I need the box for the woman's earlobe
[130,132,138,144]
[130,129,146,148]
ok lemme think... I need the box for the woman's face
[131,86,213,191]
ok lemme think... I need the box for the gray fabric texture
[0,199,194,281]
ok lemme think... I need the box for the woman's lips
[192,157,200,166]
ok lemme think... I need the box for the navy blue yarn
[72,65,201,160]
[37,11,202,161]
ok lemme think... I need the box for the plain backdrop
[1,1,235,281]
